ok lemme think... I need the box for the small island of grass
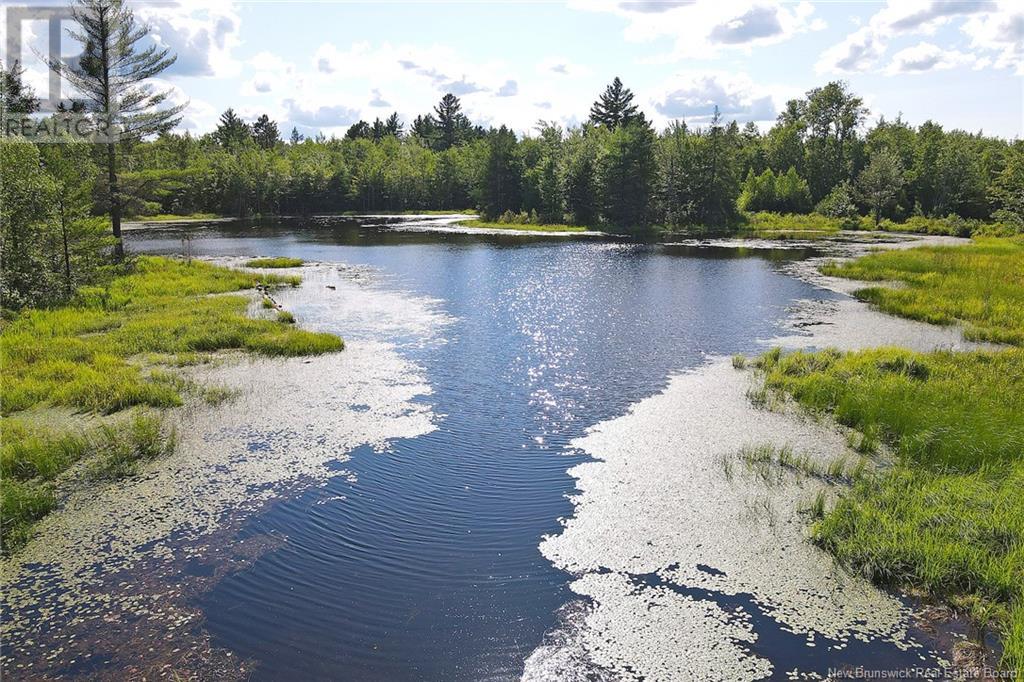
[245,257,305,268]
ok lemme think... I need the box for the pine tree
[214,108,251,149]
[589,77,641,130]
[252,114,280,149]
[49,0,184,259]
[384,112,403,137]
[434,93,469,150]
[290,127,304,145]
[0,60,40,115]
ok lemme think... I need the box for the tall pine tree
[589,77,641,130]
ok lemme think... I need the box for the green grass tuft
[821,237,1024,346]
[759,237,1024,673]
[277,310,296,324]
[0,256,343,553]
[245,257,304,268]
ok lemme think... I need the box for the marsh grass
[731,354,747,369]
[245,257,304,268]
[757,237,1024,672]
[0,256,342,552]
[737,442,866,485]
[821,237,1024,345]
[1,412,176,549]
[277,310,296,324]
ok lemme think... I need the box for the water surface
[125,217,862,679]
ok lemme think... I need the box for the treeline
[120,78,1023,232]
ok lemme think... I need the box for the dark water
[127,218,842,680]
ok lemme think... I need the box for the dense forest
[3,32,1023,309]
[109,79,1024,231]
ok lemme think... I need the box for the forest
[3,60,1024,311]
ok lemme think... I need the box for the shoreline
[525,232,1002,680]
[0,262,448,679]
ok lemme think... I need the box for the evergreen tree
[0,60,40,115]
[434,93,470,151]
[562,127,601,225]
[214,108,252,149]
[49,0,184,259]
[384,112,403,137]
[589,77,641,130]
[290,127,304,145]
[252,114,280,149]
[598,121,657,227]
[480,126,522,219]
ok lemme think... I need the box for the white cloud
[816,26,886,74]
[818,0,1019,75]
[134,0,242,79]
[885,42,983,73]
[570,0,824,60]
[651,71,779,126]
[962,2,1024,73]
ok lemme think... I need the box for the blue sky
[6,1,1023,138]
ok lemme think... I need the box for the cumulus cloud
[652,71,778,125]
[885,42,983,73]
[569,0,824,59]
[283,99,361,128]
[369,88,390,107]
[497,80,519,97]
[962,3,1024,73]
[818,0,1019,75]
[135,1,242,78]
[709,6,784,44]
[816,26,886,73]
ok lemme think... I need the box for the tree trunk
[107,142,123,260]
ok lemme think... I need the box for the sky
[4,0,1023,139]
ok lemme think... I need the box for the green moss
[245,256,304,268]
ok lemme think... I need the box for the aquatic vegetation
[245,257,304,268]
[731,354,747,369]
[1,412,176,549]
[758,237,1024,672]
[261,296,276,309]
[277,310,296,324]
[0,256,343,552]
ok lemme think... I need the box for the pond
[23,215,929,679]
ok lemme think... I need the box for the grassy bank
[127,212,222,222]
[0,256,342,552]
[821,238,1024,345]
[457,219,589,233]
[735,212,1020,241]
[245,257,304,268]
[755,237,1024,672]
